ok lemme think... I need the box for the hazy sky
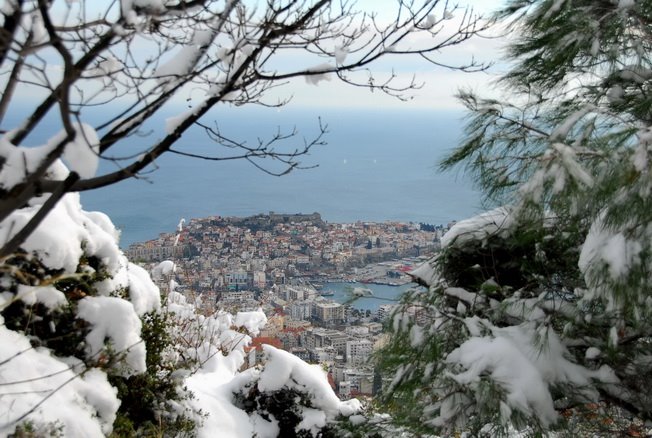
[262,0,508,111]
[132,0,507,112]
[11,1,509,116]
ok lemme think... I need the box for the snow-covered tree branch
[377,0,652,436]
[0,0,488,256]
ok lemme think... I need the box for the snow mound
[409,258,438,286]
[0,321,120,437]
[77,296,146,376]
[185,344,361,437]
[441,206,516,248]
[234,310,267,336]
[259,345,361,418]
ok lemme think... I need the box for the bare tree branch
[0,0,492,255]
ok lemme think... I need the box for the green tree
[377,0,652,436]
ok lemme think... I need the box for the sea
[6,105,483,247]
[320,281,415,312]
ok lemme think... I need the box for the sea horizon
[5,105,484,247]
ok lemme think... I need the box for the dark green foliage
[375,289,470,435]
[109,310,200,437]
[2,299,87,358]
[497,0,652,97]
[0,252,90,359]
[234,385,341,438]
[379,0,652,433]
[239,387,307,436]
[439,217,585,296]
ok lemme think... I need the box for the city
[126,212,451,399]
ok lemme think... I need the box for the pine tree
[377,0,652,435]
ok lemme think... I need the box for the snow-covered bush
[229,346,361,437]
[0,188,167,435]
[0,171,361,436]
[378,209,646,436]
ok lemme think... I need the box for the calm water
[322,281,414,311]
[5,106,483,247]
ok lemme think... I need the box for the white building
[346,339,373,365]
[376,304,398,321]
[253,271,266,289]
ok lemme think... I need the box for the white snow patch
[0,192,123,274]
[0,0,18,15]
[609,326,619,347]
[77,296,146,376]
[550,106,593,141]
[579,213,642,283]
[16,284,67,310]
[445,287,485,305]
[185,370,257,438]
[127,262,161,315]
[0,323,119,437]
[58,123,101,179]
[234,310,267,336]
[443,324,609,427]
[409,259,437,286]
[259,345,361,418]
[441,207,515,248]
[446,335,559,426]
[585,347,601,360]
[165,109,194,134]
[152,260,176,280]
[304,63,332,85]
[409,324,424,347]
[0,135,58,191]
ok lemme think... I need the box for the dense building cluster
[127,212,447,292]
[130,212,450,398]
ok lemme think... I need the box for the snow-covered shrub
[231,346,361,438]
[108,309,201,437]
[0,149,200,435]
[0,192,164,435]
[0,144,363,436]
[0,190,361,436]
[0,182,209,436]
